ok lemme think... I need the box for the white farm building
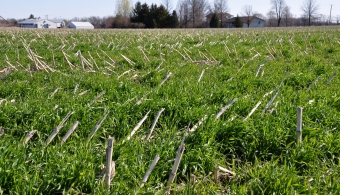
[49,19,65,28]
[18,19,58,28]
[225,16,265,28]
[68,22,94,29]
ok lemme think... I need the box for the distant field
[1,27,340,194]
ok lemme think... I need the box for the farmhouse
[49,19,65,28]
[18,19,57,28]
[225,16,265,28]
[68,22,94,29]
[206,13,233,28]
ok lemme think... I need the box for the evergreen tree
[131,2,149,24]
[234,15,243,28]
[131,2,171,28]
[171,11,180,28]
[131,1,142,23]
[209,13,220,28]
[29,14,35,19]
[152,19,158,28]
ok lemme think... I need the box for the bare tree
[163,0,173,12]
[71,17,80,21]
[270,0,286,27]
[282,6,292,26]
[337,15,340,25]
[88,16,103,28]
[266,10,276,27]
[116,0,132,26]
[214,0,229,27]
[80,17,88,22]
[103,16,115,28]
[243,5,254,28]
[177,0,190,27]
[301,0,319,26]
[187,0,209,27]
[254,13,265,20]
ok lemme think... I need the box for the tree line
[7,0,340,28]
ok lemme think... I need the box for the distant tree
[80,17,88,22]
[7,18,18,25]
[163,0,173,12]
[243,5,254,28]
[71,17,80,21]
[139,4,170,28]
[270,0,286,27]
[29,14,35,19]
[116,0,132,26]
[88,16,103,28]
[131,2,151,26]
[254,12,265,20]
[170,11,180,28]
[282,6,292,26]
[301,0,319,26]
[234,15,243,28]
[337,15,340,25]
[104,16,115,28]
[209,13,220,28]
[187,0,210,27]
[214,0,229,27]
[177,0,190,28]
[131,1,142,23]
[266,10,276,27]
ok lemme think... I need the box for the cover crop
[0,27,340,194]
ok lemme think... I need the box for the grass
[0,26,340,194]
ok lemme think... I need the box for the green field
[1,27,340,194]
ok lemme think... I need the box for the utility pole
[329,4,332,24]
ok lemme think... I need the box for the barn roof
[69,22,94,27]
[18,19,43,24]
[50,19,64,23]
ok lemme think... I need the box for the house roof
[225,16,265,23]
[69,22,93,27]
[50,19,64,23]
[18,19,43,24]
[19,19,63,24]
[206,12,232,19]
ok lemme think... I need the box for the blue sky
[0,0,337,20]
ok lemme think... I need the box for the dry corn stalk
[159,72,172,86]
[45,111,74,146]
[22,42,53,72]
[90,91,105,105]
[261,90,279,115]
[214,165,235,183]
[61,121,79,144]
[198,69,205,83]
[118,69,134,79]
[124,110,151,143]
[105,137,115,190]
[75,50,95,72]
[78,90,90,97]
[243,101,261,122]
[327,71,337,84]
[307,75,321,91]
[146,108,165,141]
[120,54,135,65]
[189,115,208,132]
[89,110,109,139]
[216,98,238,119]
[167,144,185,194]
[50,88,61,98]
[140,154,160,187]
[62,50,75,70]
